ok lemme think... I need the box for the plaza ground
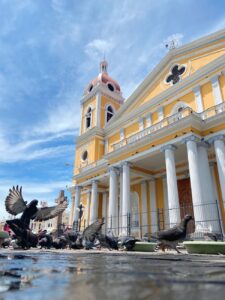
[1,248,225,300]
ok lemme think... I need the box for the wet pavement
[0,249,225,300]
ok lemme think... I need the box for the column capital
[75,185,82,191]
[208,134,225,144]
[120,161,132,168]
[193,85,201,94]
[197,140,210,149]
[161,144,177,152]
[91,179,99,185]
[140,180,148,185]
[108,166,119,173]
[210,74,219,84]
[182,135,200,144]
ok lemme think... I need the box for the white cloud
[85,39,114,60]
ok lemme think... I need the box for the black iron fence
[69,200,225,240]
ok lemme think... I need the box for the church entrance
[177,178,195,233]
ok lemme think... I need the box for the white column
[198,142,220,232]
[149,180,158,232]
[73,186,82,228]
[85,190,91,226]
[211,75,223,105]
[162,145,180,227]
[121,162,131,235]
[119,167,123,235]
[210,162,224,236]
[157,107,164,121]
[108,167,119,233]
[141,181,148,235]
[212,135,225,205]
[69,194,75,226]
[90,180,99,224]
[162,177,170,229]
[102,192,108,234]
[184,136,205,232]
[96,92,102,127]
[193,86,203,113]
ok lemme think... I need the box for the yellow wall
[100,95,121,128]
[126,45,225,114]
[201,81,214,110]
[219,74,225,102]
[81,96,96,134]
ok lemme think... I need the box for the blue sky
[0,0,225,219]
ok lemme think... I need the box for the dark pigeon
[52,236,68,249]
[6,219,38,249]
[151,214,193,253]
[96,233,118,250]
[204,232,219,241]
[119,236,139,251]
[5,185,68,229]
[38,232,53,249]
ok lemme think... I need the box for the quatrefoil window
[165,64,186,85]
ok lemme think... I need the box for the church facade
[69,29,225,237]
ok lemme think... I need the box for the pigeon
[6,219,38,249]
[96,233,119,250]
[151,214,193,253]
[82,218,104,250]
[38,231,53,249]
[52,236,68,249]
[5,186,68,229]
[204,232,219,241]
[119,236,139,251]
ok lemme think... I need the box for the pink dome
[84,61,121,95]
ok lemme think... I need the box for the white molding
[105,54,225,136]
[193,85,204,113]
[96,92,102,127]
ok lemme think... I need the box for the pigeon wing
[83,218,104,242]
[5,186,27,216]
[34,200,68,221]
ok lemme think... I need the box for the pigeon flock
[1,186,197,253]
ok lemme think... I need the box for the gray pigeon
[82,218,104,250]
[96,233,118,250]
[151,215,193,253]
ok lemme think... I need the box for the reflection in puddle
[0,252,225,300]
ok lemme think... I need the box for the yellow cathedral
[69,29,225,238]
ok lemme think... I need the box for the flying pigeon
[5,186,68,229]
[151,215,193,253]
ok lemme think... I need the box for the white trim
[96,92,101,127]
[170,101,190,115]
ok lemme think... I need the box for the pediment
[110,29,225,121]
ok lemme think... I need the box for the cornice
[105,113,203,160]
[76,127,105,146]
[80,83,124,105]
[106,30,225,127]
[105,53,225,136]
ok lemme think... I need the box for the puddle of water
[0,251,225,300]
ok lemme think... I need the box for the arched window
[106,105,114,123]
[86,107,92,129]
